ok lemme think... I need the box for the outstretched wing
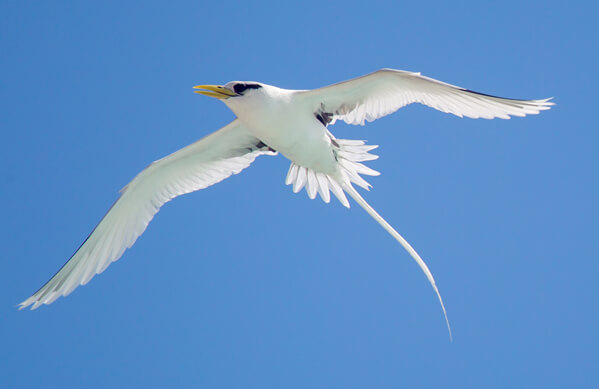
[20,119,275,309]
[298,68,553,125]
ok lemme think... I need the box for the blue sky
[1,1,597,387]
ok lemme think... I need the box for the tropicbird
[19,68,553,338]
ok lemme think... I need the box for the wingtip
[17,298,35,311]
[541,97,555,106]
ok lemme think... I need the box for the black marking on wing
[462,88,531,108]
[462,88,524,101]
[461,88,501,98]
[315,111,333,127]
[246,140,276,153]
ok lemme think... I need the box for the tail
[285,136,452,339]
[342,182,452,341]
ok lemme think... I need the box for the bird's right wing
[298,68,553,125]
[20,119,275,309]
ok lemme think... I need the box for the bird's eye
[233,84,248,94]
[233,83,262,95]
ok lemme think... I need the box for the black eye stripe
[233,83,262,95]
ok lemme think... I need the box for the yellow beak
[193,84,237,99]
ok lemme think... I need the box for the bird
[19,68,553,338]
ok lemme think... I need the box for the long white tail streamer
[285,137,451,339]
[342,182,452,340]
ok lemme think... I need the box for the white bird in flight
[20,68,553,338]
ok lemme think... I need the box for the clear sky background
[1,1,597,388]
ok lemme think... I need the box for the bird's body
[262,115,336,174]
[226,84,337,173]
[20,68,553,338]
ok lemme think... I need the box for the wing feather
[20,119,274,309]
[299,68,553,125]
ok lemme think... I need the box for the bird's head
[194,81,284,119]
[193,81,264,100]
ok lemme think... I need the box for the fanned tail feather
[285,139,380,207]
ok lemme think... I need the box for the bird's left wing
[297,68,553,125]
[20,119,275,309]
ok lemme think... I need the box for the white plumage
[20,68,553,338]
